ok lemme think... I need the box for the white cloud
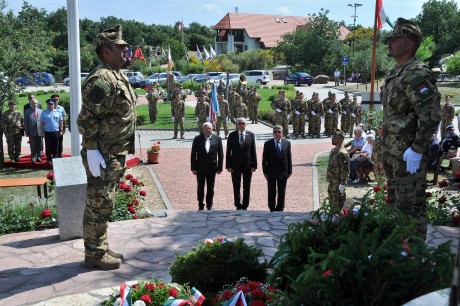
[197,3,224,15]
[276,7,291,14]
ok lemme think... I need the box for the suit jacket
[24,107,43,137]
[24,103,43,113]
[226,130,257,171]
[191,134,224,174]
[262,138,292,179]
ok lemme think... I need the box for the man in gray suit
[24,97,44,163]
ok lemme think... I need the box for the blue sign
[342,56,349,65]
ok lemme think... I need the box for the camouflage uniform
[308,94,324,138]
[216,95,229,138]
[381,18,441,240]
[146,88,159,123]
[250,88,261,124]
[77,25,137,261]
[322,92,332,135]
[195,97,209,132]
[292,93,307,137]
[324,94,341,136]
[349,97,362,136]
[440,97,455,138]
[229,90,240,122]
[247,87,254,122]
[1,103,23,161]
[326,129,350,212]
[372,134,385,181]
[339,95,352,136]
[171,96,185,139]
[271,92,291,137]
[233,98,248,122]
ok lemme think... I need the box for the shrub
[268,201,455,305]
[169,237,268,298]
[136,114,147,126]
[110,174,147,221]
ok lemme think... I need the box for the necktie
[276,140,281,154]
[240,132,244,146]
[34,109,38,119]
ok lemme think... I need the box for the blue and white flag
[209,83,220,121]
[209,45,217,60]
[196,44,203,61]
[203,46,211,60]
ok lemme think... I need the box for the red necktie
[34,109,38,119]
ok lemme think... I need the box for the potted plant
[147,141,161,164]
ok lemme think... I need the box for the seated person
[345,127,365,157]
[349,134,375,184]
[427,133,440,171]
[440,125,459,156]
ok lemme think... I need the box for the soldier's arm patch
[86,78,110,105]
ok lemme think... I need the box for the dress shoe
[107,249,124,260]
[207,207,213,210]
[198,206,204,211]
[37,157,42,162]
[84,253,121,270]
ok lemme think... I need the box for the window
[275,18,280,23]
[282,18,287,23]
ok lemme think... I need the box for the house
[213,12,350,54]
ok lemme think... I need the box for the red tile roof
[214,13,350,48]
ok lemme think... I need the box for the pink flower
[40,209,52,218]
[139,190,147,197]
[322,269,332,277]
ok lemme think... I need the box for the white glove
[275,108,282,113]
[339,184,345,194]
[182,117,185,123]
[287,114,291,120]
[311,111,316,116]
[343,111,347,115]
[196,117,198,122]
[351,113,356,117]
[172,116,174,122]
[403,147,423,174]
[86,149,106,177]
[328,109,333,114]
[321,116,324,120]
[295,111,300,115]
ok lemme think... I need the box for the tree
[446,51,460,75]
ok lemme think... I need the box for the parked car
[207,71,224,78]
[156,72,178,85]
[15,72,55,86]
[171,71,183,82]
[210,73,240,85]
[63,72,90,86]
[243,70,270,85]
[284,72,313,86]
[123,71,144,80]
[140,73,160,88]
[129,76,143,88]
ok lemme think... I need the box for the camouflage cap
[95,24,128,47]
[8,101,16,105]
[333,128,345,139]
[385,18,422,44]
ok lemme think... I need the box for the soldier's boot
[180,133,184,139]
[84,253,121,270]
[173,133,177,139]
[107,249,124,260]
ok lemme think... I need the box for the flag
[167,46,174,71]
[191,287,205,306]
[134,46,146,62]
[196,45,203,61]
[203,46,211,60]
[377,0,393,29]
[222,291,247,306]
[126,46,133,61]
[119,283,132,306]
[179,20,183,31]
[209,83,220,122]
[209,45,217,60]
[163,297,192,306]
[162,48,166,58]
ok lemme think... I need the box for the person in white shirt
[334,69,341,86]
[349,134,375,184]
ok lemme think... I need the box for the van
[243,70,270,85]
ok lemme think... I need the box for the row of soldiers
[271,90,362,138]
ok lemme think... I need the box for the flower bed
[426,177,460,227]
[111,173,148,221]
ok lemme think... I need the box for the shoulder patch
[86,78,110,104]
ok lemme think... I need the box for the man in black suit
[226,117,257,210]
[191,122,224,210]
[440,125,459,156]
[262,125,292,212]
[24,94,43,113]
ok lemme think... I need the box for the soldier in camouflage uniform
[250,87,261,124]
[171,94,185,139]
[324,93,341,136]
[271,90,291,137]
[308,92,324,138]
[146,86,159,123]
[326,129,350,213]
[440,95,455,138]
[1,101,23,162]
[292,92,307,138]
[195,95,209,133]
[77,25,137,270]
[322,91,333,135]
[339,91,352,135]
[349,95,362,136]
[247,86,254,122]
[230,87,240,123]
[215,93,229,138]
[233,96,248,123]
[381,18,441,240]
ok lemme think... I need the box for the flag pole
[370,0,379,109]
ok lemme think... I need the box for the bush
[169,237,268,298]
[268,200,455,305]
[110,174,148,221]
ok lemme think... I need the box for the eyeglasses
[237,122,246,125]
[273,130,282,134]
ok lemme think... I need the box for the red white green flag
[191,287,205,306]
[162,297,192,306]
[222,291,247,306]
[377,0,393,29]
[119,283,132,306]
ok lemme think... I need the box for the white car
[63,72,89,86]
[243,70,270,85]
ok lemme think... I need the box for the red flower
[341,207,349,215]
[248,281,261,290]
[425,191,432,198]
[119,181,127,189]
[439,180,448,188]
[251,288,265,299]
[140,294,151,305]
[46,171,54,180]
[125,174,133,180]
[132,284,138,289]
[236,284,249,295]
[456,171,460,179]
[453,216,460,225]
[133,216,139,219]
[123,185,132,192]
[128,206,136,214]
[157,283,166,288]
[168,287,178,298]
[266,285,276,292]
[132,199,140,206]
[322,269,332,277]
[384,183,388,191]
[373,185,381,193]
[40,209,52,218]
[384,196,389,204]
[212,296,220,304]
[438,195,447,204]
[139,190,147,197]
[127,201,134,207]
[130,177,139,185]
[252,301,266,306]
[221,290,234,299]
[157,141,161,144]
[143,283,155,291]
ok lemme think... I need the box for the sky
[4,0,460,29]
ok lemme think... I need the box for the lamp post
[348,3,362,59]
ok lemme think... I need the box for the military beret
[95,24,128,47]
[46,99,55,104]
[8,101,16,105]
[384,18,422,45]
[446,125,454,130]
[333,129,345,139]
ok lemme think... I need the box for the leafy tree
[446,50,460,75]
[416,35,435,64]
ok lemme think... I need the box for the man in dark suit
[440,125,459,156]
[226,117,257,210]
[24,94,43,113]
[191,122,224,210]
[262,125,292,212]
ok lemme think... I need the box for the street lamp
[348,3,362,59]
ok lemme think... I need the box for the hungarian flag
[377,0,393,29]
[222,291,247,306]
[196,45,203,61]
[203,46,211,60]
[191,287,205,306]
[209,83,221,122]
[209,45,217,60]
[119,283,132,306]
[134,46,145,61]
[126,46,133,61]
[163,297,192,306]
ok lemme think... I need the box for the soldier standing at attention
[251,87,261,124]
[1,101,23,162]
[326,129,350,213]
[349,95,362,136]
[272,90,291,138]
[233,96,248,122]
[381,18,441,240]
[146,86,159,124]
[293,92,307,138]
[339,91,351,136]
[195,95,209,133]
[322,91,333,136]
[440,95,455,138]
[215,93,229,138]
[77,25,137,270]
[325,93,341,136]
[308,92,324,138]
[171,94,185,139]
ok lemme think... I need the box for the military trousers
[6,133,22,160]
[81,149,126,257]
[383,155,428,240]
[174,117,184,136]
[215,117,228,137]
[275,113,289,136]
[148,102,158,124]
[327,181,345,213]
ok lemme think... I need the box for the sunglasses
[273,130,282,134]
